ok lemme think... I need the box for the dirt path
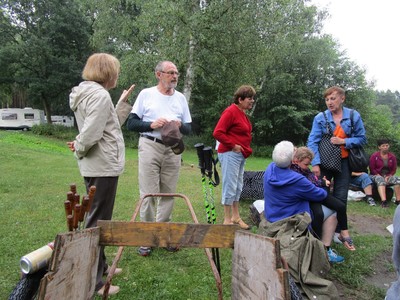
[333,213,397,299]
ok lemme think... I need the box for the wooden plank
[98,221,239,248]
[38,228,100,300]
[231,231,290,300]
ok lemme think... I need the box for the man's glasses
[160,71,180,76]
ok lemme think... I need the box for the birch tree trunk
[183,35,195,104]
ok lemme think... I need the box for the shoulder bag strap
[350,109,355,136]
[322,111,333,134]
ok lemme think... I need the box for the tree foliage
[375,90,400,123]
[0,0,398,150]
[1,0,92,120]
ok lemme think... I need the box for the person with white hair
[263,141,344,263]
[264,141,327,222]
[260,140,341,298]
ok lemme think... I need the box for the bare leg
[231,201,249,229]
[322,215,337,247]
[340,229,351,238]
[393,184,400,201]
[378,185,387,201]
[223,205,233,224]
[364,184,372,196]
[231,201,240,221]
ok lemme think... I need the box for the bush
[122,127,139,149]
[31,124,78,140]
[122,129,218,151]
[184,134,217,151]
[252,145,274,158]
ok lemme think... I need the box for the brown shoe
[231,218,250,230]
[97,285,120,296]
[104,265,122,276]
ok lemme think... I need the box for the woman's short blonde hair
[293,146,314,162]
[82,53,120,84]
[324,86,345,98]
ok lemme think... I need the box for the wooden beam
[97,221,240,248]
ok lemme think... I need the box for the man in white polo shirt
[127,60,192,256]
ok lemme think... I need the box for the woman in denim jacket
[307,86,366,244]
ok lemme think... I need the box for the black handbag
[318,112,342,172]
[348,110,369,172]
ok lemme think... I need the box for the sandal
[338,235,356,251]
[231,218,250,230]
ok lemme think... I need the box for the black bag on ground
[318,112,341,172]
[348,110,369,172]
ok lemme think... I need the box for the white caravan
[0,108,45,130]
[49,115,74,127]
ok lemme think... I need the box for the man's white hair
[272,141,294,168]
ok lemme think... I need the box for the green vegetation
[0,131,396,299]
[2,0,400,154]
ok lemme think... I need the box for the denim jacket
[307,107,367,167]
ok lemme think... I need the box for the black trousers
[310,194,347,239]
[84,176,119,290]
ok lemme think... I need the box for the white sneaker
[366,197,376,206]
[333,233,342,244]
[97,284,120,296]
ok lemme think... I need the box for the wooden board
[231,231,290,300]
[98,221,239,248]
[38,228,100,300]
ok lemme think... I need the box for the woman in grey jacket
[67,53,135,296]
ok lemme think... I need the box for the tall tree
[1,0,92,121]
[0,6,20,107]
[376,90,400,123]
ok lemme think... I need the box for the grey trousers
[138,137,181,222]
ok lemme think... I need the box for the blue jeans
[218,151,245,205]
[351,173,373,189]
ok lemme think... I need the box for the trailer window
[24,113,35,120]
[2,113,18,120]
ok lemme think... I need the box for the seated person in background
[291,147,355,252]
[369,138,400,208]
[263,141,344,262]
[350,170,376,206]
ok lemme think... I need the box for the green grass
[0,130,396,299]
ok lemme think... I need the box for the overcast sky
[310,0,400,92]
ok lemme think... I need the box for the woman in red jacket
[213,85,256,229]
